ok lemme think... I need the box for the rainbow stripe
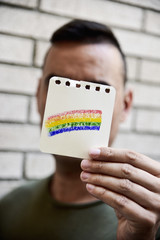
[45,110,102,136]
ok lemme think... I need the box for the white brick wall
[25,153,55,179]
[119,109,134,131]
[0,0,38,8]
[0,94,29,122]
[114,29,160,59]
[126,57,138,80]
[0,35,33,65]
[0,124,39,151]
[29,97,40,124]
[139,60,160,83]
[0,7,69,40]
[35,41,50,67]
[0,152,23,179]
[132,83,160,108]
[144,11,160,35]
[114,132,160,157]
[136,110,160,133]
[40,0,143,30]
[0,65,40,94]
[116,0,160,11]
[0,0,160,198]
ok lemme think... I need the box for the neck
[50,155,97,203]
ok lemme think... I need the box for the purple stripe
[48,125,100,136]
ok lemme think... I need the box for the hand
[80,147,160,240]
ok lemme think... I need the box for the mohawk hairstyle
[50,19,127,83]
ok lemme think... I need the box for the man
[0,20,160,240]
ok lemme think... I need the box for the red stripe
[47,110,102,121]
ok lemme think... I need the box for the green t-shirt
[1,176,160,240]
[0,176,117,240]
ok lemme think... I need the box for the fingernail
[81,160,90,168]
[86,183,95,191]
[81,172,90,180]
[89,148,100,158]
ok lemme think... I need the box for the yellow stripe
[45,117,102,128]
[46,113,101,123]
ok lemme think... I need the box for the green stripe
[48,122,101,133]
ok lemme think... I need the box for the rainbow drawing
[45,110,102,137]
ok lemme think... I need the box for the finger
[81,160,160,193]
[89,148,160,177]
[80,171,160,210]
[85,183,157,227]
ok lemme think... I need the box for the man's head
[37,19,132,146]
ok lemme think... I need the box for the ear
[120,88,133,123]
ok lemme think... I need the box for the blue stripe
[48,125,100,137]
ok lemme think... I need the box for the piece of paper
[40,76,116,159]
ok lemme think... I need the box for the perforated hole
[76,84,81,88]
[85,85,90,90]
[105,88,110,93]
[95,86,100,91]
[65,81,70,86]
[55,80,61,85]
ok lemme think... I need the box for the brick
[136,109,160,133]
[0,124,40,151]
[0,152,23,179]
[40,0,143,30]
[35,41,50,67]
[29,97,40,124]
[25,152,55,179]
[126,57,137,80]
[144,11,160,35]
[0,180,25,199]
[119,109,134,131]
[0,34,33,65]
[113,132,160,156]
[115,0,160,11]
[114,29,160,60]
[0,6,69,40]
[0,65,40,95]
[0,94,28,122]
[1,0,38,8]
[131,83,160,108]
[139,60,160,83]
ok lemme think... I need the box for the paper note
[40,76,116,159]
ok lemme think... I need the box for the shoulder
[0,176,52,219]
[0,176,52,239]
[0,179,39,206]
